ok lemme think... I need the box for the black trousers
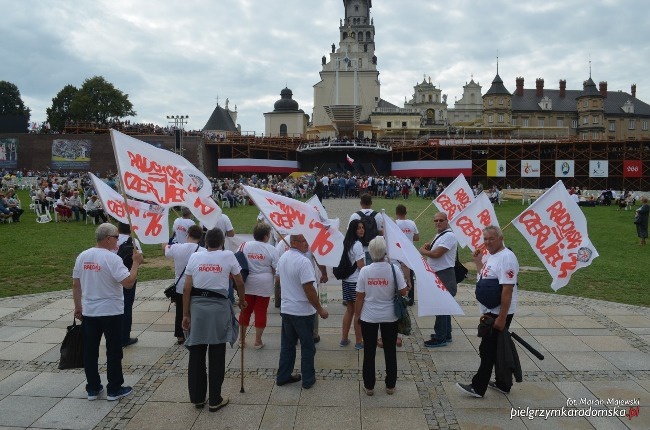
[174,293,184,338]
[471,313,513,396]
[360,320,398,390]
[187,343,226,406]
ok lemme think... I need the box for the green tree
[46,84,78,132]
[68,76,136,123]
[0,80,31,118]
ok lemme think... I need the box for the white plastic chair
[35,205,52,223]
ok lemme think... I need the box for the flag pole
[109,129,136,239]
[413,200,434,222]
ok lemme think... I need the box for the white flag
[243,185,344,267]
[433,173,475,221]
[511,180,599,291]
[449,192,499,253]
[89,173,169,244]
[382,213,464,317]
[110,129,221,229]
[306,194,340,232]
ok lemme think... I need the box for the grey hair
[368,236,387,262]
[96,223,118,242]
[483,225,504,238]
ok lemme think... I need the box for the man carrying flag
[457,225,519,398]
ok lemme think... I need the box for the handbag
[454,255,468,283]
[391,263,411,335]
[59,318,84,370]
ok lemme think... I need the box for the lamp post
[166,115,189,155]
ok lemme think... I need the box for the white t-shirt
[173,218,196,244]
[477,247,519,315]
[426,229,457,271]
[348,209,384,236]
[164,242,207,293]
[185,250,241,295]
[213,213,234,235]
[396,218,419,242]
[356,262,406,323]
[72,247,131,317]
[277,248,317,316]
[240,240,278,297]
[344,240,365,282]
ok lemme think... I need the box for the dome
[273,87,300,111]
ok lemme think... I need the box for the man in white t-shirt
[72,223,142,402]
[348,194,384,264]
[395,204,419,305]
[276,234,329,389]
[419,212,458,348]
[172,207,196,244]
[457,225,519,398]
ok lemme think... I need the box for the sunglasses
[433,219,446,223]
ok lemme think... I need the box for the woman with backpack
[339,219,366,350]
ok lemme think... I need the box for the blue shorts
[342,280,357,302]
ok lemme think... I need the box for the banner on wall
[487,160,506,177]
[521,160,540,177]
[623,160,643,178]
[51,139,92,169]
[589,160,609,178]
[0,138,18,168]
[555,160,574,177]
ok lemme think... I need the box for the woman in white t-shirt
[340,219,366,349]
[237,223,279,349]
[355,236,408,396]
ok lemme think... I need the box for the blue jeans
[122,283,136,345]
[433,315,452,340]
[82,314,124,394]
[277,313,316,388]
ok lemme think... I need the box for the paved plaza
[1,279,649,429]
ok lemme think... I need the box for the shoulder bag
[391,263,411,335]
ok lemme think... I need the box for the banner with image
[589,160,609,178]
[487,160,506,177]
[623,160,643,178]
[0,138,18,168]
[521,160,540,177]
[51,139,92,169]
[555,160,574,178]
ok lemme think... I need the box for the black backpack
[333,247,357,280]
[117,236,134,269]
[356,210,379,247]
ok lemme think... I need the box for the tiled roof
[202,105,237,131]
[484,74,511,96]
[512,89,650,116]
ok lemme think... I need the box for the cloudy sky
[3,0,648,134]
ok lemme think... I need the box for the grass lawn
[1,189,647,307]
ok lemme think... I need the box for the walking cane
[240,323,245,393]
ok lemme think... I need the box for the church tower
[311,0,380,139]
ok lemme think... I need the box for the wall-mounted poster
[521,160,540,177]
[51,139,92,169]
[555,160,574,177]
[589,160,609,178]
[0,138,18,168]
[623,160,643,178]
[487,160,506,177]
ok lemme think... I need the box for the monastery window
[429,95,432,102]
[593,116,598,124]
[592,100,598,107]
[512,118,517,126]
[358,32,363,41]
[583,117,588,125]
[498,114,504,123]
[280,124,288,136]
[609,122,615,131]
[643,121,648,131]
[523,118,529,127]
[366,31,371,41]
[583,100,588,108]
[488,115,494,123]
[571,120,577,129]
[402,122,407,127]
[387,121,392,128]
[538,118,545,127]
[488,99,494,106]
[593,132,599,140]
[557,118,564,127]
[629,119,635,130]
[582,132,588,140]
[499,98,504,105]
